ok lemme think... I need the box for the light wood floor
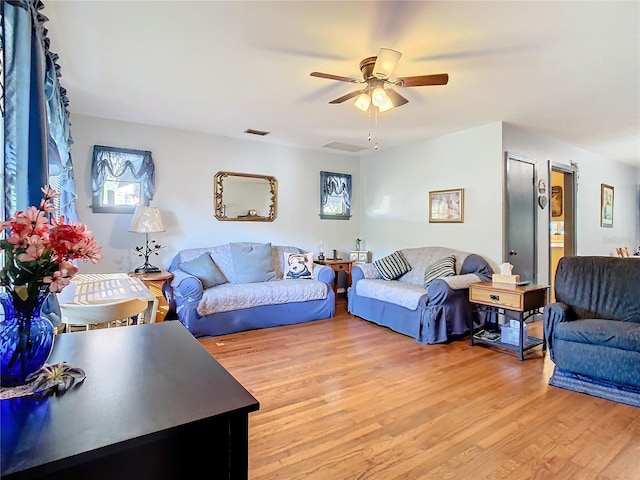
[200,299,640,480]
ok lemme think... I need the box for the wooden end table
[468,281,549,360]
[129,270,174,322]
[315,259,354,296]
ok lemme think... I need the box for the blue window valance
[91,145,155,213]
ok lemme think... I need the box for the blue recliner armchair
[544,256,640,407]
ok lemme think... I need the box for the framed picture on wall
[429,188,464,223]
[551,185,563,217]
[600,183,614,228]
[319,171,352,220]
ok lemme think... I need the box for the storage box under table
[501,319,528,345]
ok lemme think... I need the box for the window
[91,145,155,213]
[319,171,351,220]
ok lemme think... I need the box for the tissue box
[492,273,521,284]
[500,320,528,345]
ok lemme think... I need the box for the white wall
[358,121,639,282]
[69,115,639,278]
[70,115,361,274]
[503,123,639,282]
[359,122,504,269]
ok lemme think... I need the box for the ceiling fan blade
[310,72,359,83]
[329,89,364,104]
[385,88,409,108]
[396,73,449,87]
[373,48,402,79]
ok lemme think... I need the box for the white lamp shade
[129,206,165,233]
[373,48,402,79]
[371,86,388,107]
[378,95,394,112]
[354,92,371,111]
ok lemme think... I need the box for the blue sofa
[348,246,493,344]
[544,256,640,406]
[167,243,335,338]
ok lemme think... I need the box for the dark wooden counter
[1,321,259,479]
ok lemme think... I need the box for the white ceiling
[43,1,640,166]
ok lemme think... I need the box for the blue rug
[549,367,640,408]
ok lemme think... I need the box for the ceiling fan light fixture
[373,48,402,79]
[354,92,371,111]
[378,96,394,113]
[371,86,388,107]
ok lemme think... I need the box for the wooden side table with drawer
[468,281,549,360]
[315,259,354,296]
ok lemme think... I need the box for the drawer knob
[490,294,500,301]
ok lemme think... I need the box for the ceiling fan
[310,48,449,113]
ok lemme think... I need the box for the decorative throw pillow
[178,253,227,288]
[373,251,412,281]
[424,255,456,288]
[229,242,277,283]
[283,252,314,279]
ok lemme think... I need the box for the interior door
[549,164,577,300]
[505,153,537,282]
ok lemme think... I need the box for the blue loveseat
[348,246,493,344]
[167,243,335,338]
[544,256,640,406]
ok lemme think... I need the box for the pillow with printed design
[283,252,314,279]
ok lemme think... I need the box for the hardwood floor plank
[200,300,640,479]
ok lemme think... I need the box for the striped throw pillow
[424,255,456,288]
[373,251,412,280]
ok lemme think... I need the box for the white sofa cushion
[355,278,427,310]
[197,279,328,315]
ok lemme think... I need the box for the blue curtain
[1,0,78,221]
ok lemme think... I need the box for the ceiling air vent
[244,129,270,136]
[321,142,367,152]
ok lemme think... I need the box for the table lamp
[129,206,165,273]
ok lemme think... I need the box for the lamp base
[134,265,161,274]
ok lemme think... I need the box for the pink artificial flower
[1,186,102,297]
[43,271,72,293]
[16,234,47,262]
[49,221,103,263]
[1,207,51,249]
[40,185,60,201]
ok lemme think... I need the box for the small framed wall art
[551,185,563,217]
[600,183,614,228]
[429,188,464,223]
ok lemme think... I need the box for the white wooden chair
[60,297,149,332]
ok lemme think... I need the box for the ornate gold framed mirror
[214,171,277,222]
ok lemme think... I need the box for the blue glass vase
[0,289,55,387]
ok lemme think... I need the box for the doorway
[549,164,577,301]
[505,153,536,282]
